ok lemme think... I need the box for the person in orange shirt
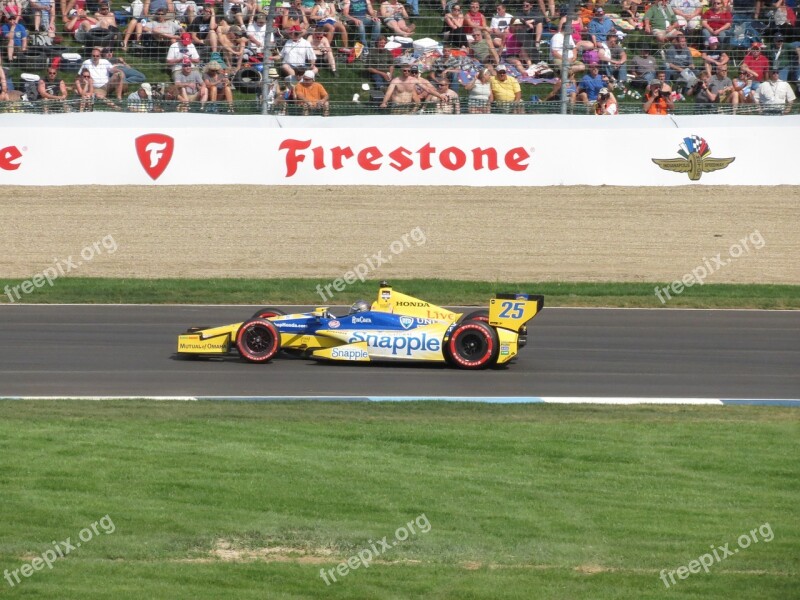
[293,69,330,115]
[643,79,673,114]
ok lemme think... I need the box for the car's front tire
[236,319,282,363]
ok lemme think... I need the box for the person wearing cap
[740,42,769,87]
[293,69,329,115]
[587,6,614,45]
[593,86,617,115]
[517,1,546,54]
[64,8,95,42]
[700,35,727,76]
[669,0,701,33]
[644,0,682,43]
[700,0,731,46]
[757,68,795,114]
[188,4,219,52]
[279,24,317,77]
[489,64,522,112]
[166,30,200,71]
[127,81,154,111]
[341,0,380,50]
[173,56,207,105]
[203,60,234,110]
[767,33,793,83]
[263,66,289,113]
[1,6,28,61]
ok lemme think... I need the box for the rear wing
[488,293,544,332]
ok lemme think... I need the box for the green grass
[0,401,797,598]
[1,277,799,308]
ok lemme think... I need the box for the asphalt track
[0,305,798,398]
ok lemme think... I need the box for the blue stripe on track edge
[1,396,799,406]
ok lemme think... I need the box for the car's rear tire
[460,309,489,323]
[250,307,286,319]
[445,320,499,369]
[236,318,282,363]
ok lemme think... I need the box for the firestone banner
[1,114,797,186]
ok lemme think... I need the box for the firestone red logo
[0,145,23,171]
[278,139,530,177]
[135,134,174,180]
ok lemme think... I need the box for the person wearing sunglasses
[37,66,69,111]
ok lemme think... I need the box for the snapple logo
[0,146,23,171]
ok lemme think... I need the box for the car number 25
[498,301,524,319]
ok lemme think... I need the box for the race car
[176,282,543,369]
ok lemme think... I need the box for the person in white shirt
[489,3,514,48]
[246,11,270,54]
[166,32,201,72]
[549,31,584,76]
[757,69,795,114]
[79,46,123,98]
[279,25,317,77]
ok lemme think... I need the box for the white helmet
[350,299,370,314]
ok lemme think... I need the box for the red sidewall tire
[236,319,281,363]
[460,309,489,323]
[447,321,499,369]
[251,307,286,319]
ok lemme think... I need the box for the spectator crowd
[0,0,796,113]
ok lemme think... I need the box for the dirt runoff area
[1,186,798,284]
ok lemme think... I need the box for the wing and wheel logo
[652,135,735,181]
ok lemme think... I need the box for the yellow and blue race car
[177,282,543,370]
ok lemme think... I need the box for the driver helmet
[350,299,370,314]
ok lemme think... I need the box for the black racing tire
[232,66,262,94]
[235,318,282,363]
[250,307,286,319]
[460,309,489,323]
[445,320,499,370]
[19,50,49,70]
[84,28,116,48]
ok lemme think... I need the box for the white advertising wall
[1,114,798,186]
